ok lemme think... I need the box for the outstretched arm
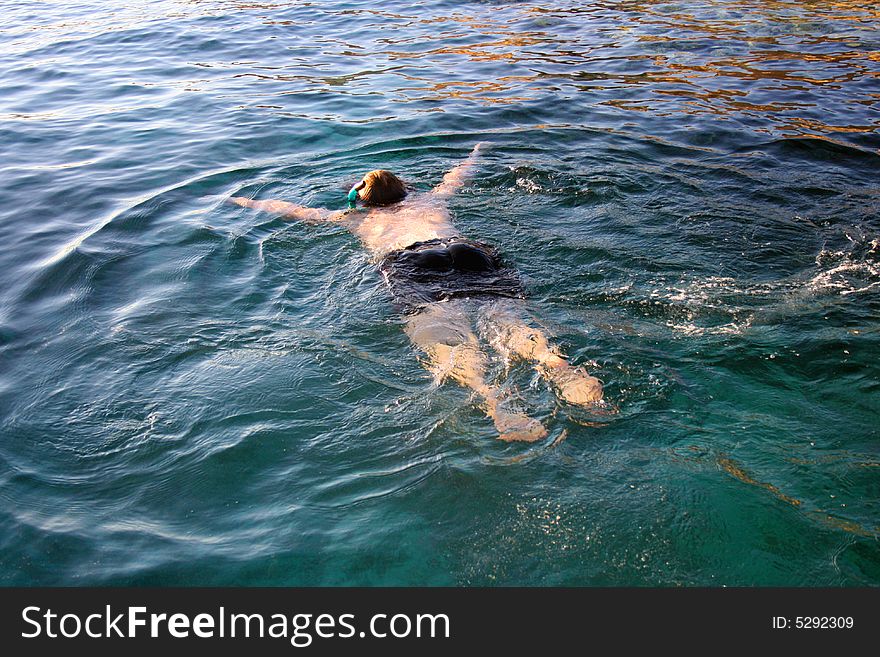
[431,142,489,199]
[228,197,343,223]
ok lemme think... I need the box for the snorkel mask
[347,179,366,209]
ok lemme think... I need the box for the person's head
[350,169,407,207]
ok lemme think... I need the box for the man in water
[229,143,603,441]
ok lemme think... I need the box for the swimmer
[229,142,603,442]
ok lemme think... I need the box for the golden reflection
[785,116,878,134]
[787,453,880,468]
[715,454,879,537]
[810,513,879,538]
[618,446,878,538]
[403,79,532,105]
[717,456,802,507]
[326,1,875,133]
[152,1,880,134]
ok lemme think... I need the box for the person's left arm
[228,197,344,223]
[431,142,489,199]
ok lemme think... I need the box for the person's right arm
[228,197,342,223]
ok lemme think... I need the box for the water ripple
[0,0,877,585]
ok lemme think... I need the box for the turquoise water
[1,0,878,586]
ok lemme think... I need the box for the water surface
[0,0,878,585]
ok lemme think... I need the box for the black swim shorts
[379,237,525,311]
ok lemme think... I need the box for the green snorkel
[347,179,365,209]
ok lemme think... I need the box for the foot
[494,411,547,442]
[541,363,603,406]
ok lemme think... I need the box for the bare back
[342,194,459,259]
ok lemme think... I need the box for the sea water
[0,0,878,585]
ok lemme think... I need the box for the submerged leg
[405,301,547,442]
[480,301,603,405]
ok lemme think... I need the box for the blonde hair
[359,169,407,206]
